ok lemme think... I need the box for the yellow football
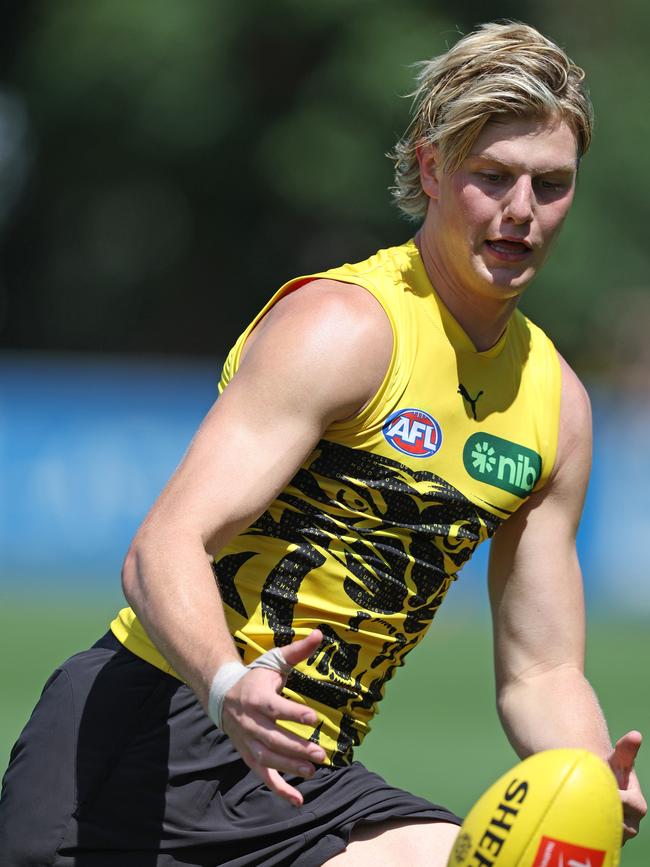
[447,749,622,867]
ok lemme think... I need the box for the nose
[504,176,534,224]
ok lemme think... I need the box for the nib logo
[463,433,542,498]
[531,837,606,867]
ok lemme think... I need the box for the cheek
[450,185,495,233]
[459,198,497,241]
[539,186,575,236]
[539,199,574,240]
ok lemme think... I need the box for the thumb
[609,730,643,789]
[280,629,323,668]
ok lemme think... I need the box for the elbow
[495,672,531,731]
[121,532,151,608]
[495,681,510,726]
[121,521,206,607]
[120,543,139,607]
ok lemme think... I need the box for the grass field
[1,592,648,865]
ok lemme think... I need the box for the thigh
[292,761,461,866]
[0,665,78,866]
[0,634,163,867]
[323,818,459,866]
[60,676,218,855]
[0,636,173,867]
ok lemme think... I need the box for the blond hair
[390,21,593,221]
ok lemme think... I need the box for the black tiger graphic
[214,439,501,764]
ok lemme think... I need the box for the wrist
[207,660,248,729]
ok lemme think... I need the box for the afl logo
[382,408,443,458]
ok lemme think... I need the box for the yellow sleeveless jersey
[111,240,562,766]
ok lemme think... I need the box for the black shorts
[0,632,460,866]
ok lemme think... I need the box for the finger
[622,802,644,844]
[609,731,643,788]
[279,629,323,668]
[269,693,321,727]
[620,772,647,845]
[249,716,326,763]
[248,737,319,780]
[239,671,321,727]
[248,754,311,806]
[259,765,304,807]
[227,723,323,783]
[623,815,640,843]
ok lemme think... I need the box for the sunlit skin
[415,116,579,351]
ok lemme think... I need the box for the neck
[414,229,521,352]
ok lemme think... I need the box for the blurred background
[1,1,648,862]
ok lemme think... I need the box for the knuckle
[267,730,304,756]
[244,693,263,711]
[264,730,286,751]
[240,749,258,770]
[236,717,258,738]
[244,745,265,766]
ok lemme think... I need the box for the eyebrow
[469,155,578,174]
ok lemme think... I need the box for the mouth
[484,238,532,261]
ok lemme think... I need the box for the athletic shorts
[0,632,460,866]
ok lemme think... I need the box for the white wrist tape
[207,661,247,730]
[208,647,293,729]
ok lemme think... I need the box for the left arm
[488,354,646,842]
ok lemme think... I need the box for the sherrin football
[447,749,622,867]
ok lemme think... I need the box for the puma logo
[458,383,484,420]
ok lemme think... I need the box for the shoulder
[236,278,393,424]
[245,278,392,352]
[513,310,590,486]
[556,352,590,411]
[494,351,591,543]
[530,351,592,518]
[553,352,592,477]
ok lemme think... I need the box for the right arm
[121,278,393,804]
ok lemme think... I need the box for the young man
[1,21,646,867]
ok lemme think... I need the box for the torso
[111,240,562,765]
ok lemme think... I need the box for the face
[418,115,578,302]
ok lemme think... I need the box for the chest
[352,334,551,521]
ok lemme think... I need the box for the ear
[416,143,441,200]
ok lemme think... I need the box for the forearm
[497,664,612,761]
[121,525,241,711]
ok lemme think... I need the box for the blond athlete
[1,21,645,867]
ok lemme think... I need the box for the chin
[483,265,536,295]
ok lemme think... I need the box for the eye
[480,172,504,184]
[536,176,573,193]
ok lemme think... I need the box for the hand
[608,730,647,843]
[220,629,326,807]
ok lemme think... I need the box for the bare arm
[121,278,393,804]
[489,354,646,841]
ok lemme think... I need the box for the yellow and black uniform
[2,240,563,866]
[111,240,561,767]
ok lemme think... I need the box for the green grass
[2,593,648,865]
